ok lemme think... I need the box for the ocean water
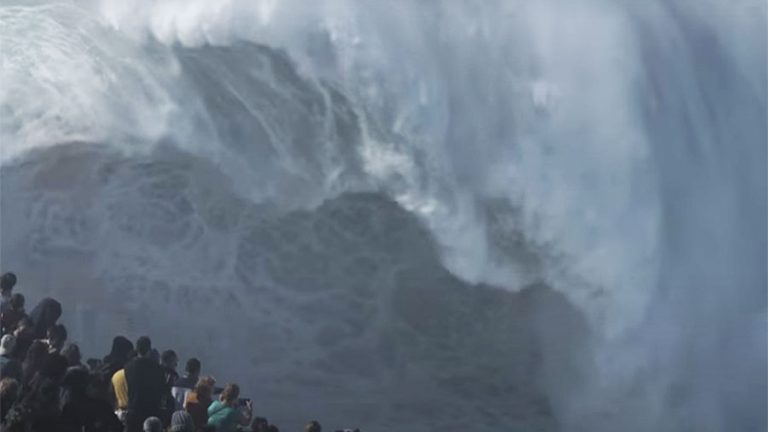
[0,1,765,431]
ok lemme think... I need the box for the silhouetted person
[0,335,22,380]
[160,349,180,426]
[21,340,48,386]
[251,416,269,432]
[11,317,34,360]
[28,297,61,340]
[0,377,19,423]
[102,336,134,378]
[125,336,165,432]
[173,357,201,408]
[1,293,26,335]
[0,272,17,315]
[61,343,83,368]
[5,354,68,431]
[45,323,67,354]
[59,366,123,432]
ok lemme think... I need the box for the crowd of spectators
[0,272,358,432]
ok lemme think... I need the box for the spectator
[28,297,62,340]
[61,343,83,368]
[85,358,103,371]
[173,357,201,408]
[150,348,160,364]
[207,383,252,432]
[1,293,25,335]
[251,416,269,432]
[45,323,68,354]
[0,335,22,380]
[305,420,322,432]
[0,272,17,315]
[102,336,134,378]
[143,416,163,432]
[160,349,180,425]
[170,410,195,432]
[59,366,123,432]
[5,354,68,431]
[0,334,15,364]
[124,336,166,432]
[11,317,34,361]
[0,377,19,423]
[21,340,48,385]
[161,350,180,383]
[185,376,215,431]
[111,350,137,422]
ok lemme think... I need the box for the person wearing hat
[0,335,21,381]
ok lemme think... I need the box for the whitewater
[0,0,765,431]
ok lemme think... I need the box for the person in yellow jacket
[112,368,129,422]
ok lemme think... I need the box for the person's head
[143,416,163,432]
[9,293,24,311]
[219,383,240,405]
[40,353,68,381]
[13,317,31,336]
[161,349,178,370]
[0,378,19,402]
[62,366,89,396]
[108,336,134,361]
[251,417,269,432]
[1,273,17,295]
[150,348,160,364]
[185,357,201,377]
[46,324,67,350]
[305,421,322,432]
[85,358,102,371]
[24,340,48,366]
[61,343,81,367]
[86,370,104,399]
[170,410,195,432]
[135,336,152,358]
[0,335,16,357]
[194,377,214,400]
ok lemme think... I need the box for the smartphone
[238,398,251,407]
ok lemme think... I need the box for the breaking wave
[0,1,765,431]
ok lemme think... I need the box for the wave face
[0,1,765,431]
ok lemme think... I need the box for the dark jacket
[28,298,62,339]
[124,356,165,416]
[1,309,26,335]
[0,355,22,381]
[60,394,123,432]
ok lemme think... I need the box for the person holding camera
[207,383,252,432]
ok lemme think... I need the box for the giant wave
[0,1,765,431]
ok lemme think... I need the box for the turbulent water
[0,1,765,431]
